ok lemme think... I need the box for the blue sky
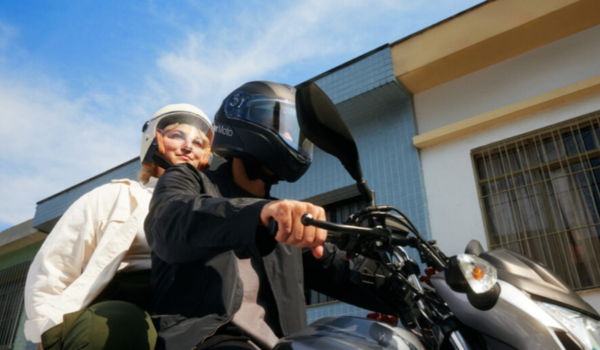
[0,0,482,231]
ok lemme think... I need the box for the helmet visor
[154,112,213,138]
[235,99,313,159]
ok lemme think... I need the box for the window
[304,196,365,306]
[472,111,600,291]
[0,261,31,349]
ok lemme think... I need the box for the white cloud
[0,0,481,229]
[152,0,424,114]
[0,57,145,227]
[150,0,480,114]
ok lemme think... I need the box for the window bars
[0,261,31,349]
[472,111,600,291]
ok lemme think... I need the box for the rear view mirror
[296,82,362,182]
[295,82,374,204]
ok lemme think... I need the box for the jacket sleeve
[145,163,271,265]
[303,243,394,315]
[24,192,97,343]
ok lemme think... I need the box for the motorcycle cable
[296,214,450,329]
[337,215,445,309]
[351,207,447,269]
[390,268,445,308]
[387,208,447,269]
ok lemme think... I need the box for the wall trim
[392,0,600,93]
[413,74,600,149]
[301,184,360,207]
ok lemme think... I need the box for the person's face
[159,124,208,168]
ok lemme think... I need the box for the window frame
[471,111,600,291]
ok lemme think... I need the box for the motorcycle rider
[145,81,388,350]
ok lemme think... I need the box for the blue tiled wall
[272,47,430,322]
[272,48,429,244]
[315,47,396,105]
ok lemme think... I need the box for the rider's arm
[145,163,272,264]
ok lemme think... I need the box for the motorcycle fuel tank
[273,316,425,350]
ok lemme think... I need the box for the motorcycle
[271,82,600,350]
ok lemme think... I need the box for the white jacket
[24,178,154,343]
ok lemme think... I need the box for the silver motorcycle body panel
[479,248,599,318]
[273,316,425,350]
[431,275,565,350]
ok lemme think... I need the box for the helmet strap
[152,150,173,170]
[242,157,278,196]
[149,130,173,170]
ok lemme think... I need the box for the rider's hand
[260,200,327,258]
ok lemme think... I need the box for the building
[1,0,599,348]
[0,220,45,350]
[275,0,600,317]
[408,0,600,307]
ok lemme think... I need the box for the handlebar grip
[270,214,313,237]
[268,218,278,237]
[271,214,348,249]
[301,213,314,226]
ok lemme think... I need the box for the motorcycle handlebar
[268,213,417,248]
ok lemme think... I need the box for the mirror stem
[357,180,376,206]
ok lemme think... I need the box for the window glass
[472,112,600,290]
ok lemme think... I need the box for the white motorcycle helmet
[140,103,214,170]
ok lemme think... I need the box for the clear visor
[159,124,210,151]
[232,98,313,159]
[153,112,213,137]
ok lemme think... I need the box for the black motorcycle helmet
[212,81,313,183]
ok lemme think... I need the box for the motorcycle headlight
[538,302,600,349]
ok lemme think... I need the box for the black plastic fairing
[480,248,600,319]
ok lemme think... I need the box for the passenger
[146,81,387,350]
[24,104,213,350]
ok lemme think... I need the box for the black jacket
[145,162,385,350]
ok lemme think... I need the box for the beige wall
[414,23,600,135]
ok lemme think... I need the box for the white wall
[415,24,600,134]
[414,21,600,312]
[414,22,600,256]
[420,92,600,256]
